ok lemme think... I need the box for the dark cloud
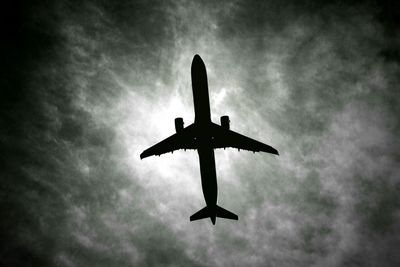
[1,0,399,266]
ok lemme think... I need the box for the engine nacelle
[220,115,230,130]
[175,117,184,133]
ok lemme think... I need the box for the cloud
[1,0,399,266]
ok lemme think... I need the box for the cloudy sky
[2,0,400,266]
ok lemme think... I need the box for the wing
[211,123,279,155]
[140,123,197,159]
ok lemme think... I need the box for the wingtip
[140,150,152,159]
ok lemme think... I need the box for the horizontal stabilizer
[216,205,238,220]
[190,206,209,221]
[190,205,238,223]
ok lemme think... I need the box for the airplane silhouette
[140,54,279,224]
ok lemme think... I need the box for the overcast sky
[2,0,400,266]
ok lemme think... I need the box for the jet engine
[175,117,184,133]
[220,115,230,130]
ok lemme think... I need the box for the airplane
[140,54,279,225]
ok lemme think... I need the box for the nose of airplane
[192,54,204,64]
[192,54,206,71]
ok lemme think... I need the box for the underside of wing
[211,123,279,155]
[140,123,197,159]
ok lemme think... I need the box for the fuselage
[191,55,218,223]
[191,55,211,124]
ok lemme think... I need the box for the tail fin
[216,205,238,220]
[190,205,238,223]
